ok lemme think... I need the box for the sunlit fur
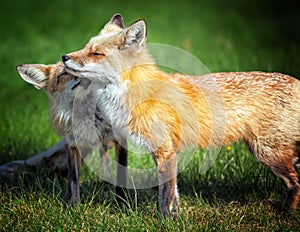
[63,16,300,217]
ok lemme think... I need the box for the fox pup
[62,14,300,217]
[17,14,128,204]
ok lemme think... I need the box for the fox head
[16,62,85,136]
[62,14,153,85]
[16,61,102,145]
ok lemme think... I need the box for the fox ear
[109,13,125,29]
[124,20,146,51]
[99,13,125,35]
[16,64,49,90]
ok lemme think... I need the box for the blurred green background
[0,0,299,163]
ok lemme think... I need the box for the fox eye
[92,52,104,56]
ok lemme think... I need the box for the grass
[1,145,300,231]
[0,0,300,231]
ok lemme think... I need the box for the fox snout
[62,55,70,62]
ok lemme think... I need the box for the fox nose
[62,55,70,62]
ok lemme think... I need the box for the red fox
[62,14,300,217]
[16,14,128,204]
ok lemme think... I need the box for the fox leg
[154,152,179,218]
[251,144,300,209]
[67,146,82,204]
[115,139,128,201]
[269,149,300,210]
[99,141,113,182]
[0,138,69,180]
